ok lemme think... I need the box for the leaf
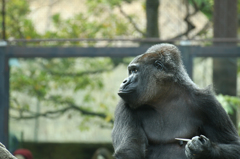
[216,94,240,114]
[105,115,112,122]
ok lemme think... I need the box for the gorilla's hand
[185,135,212,159]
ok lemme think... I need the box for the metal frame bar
[8,38,240,43]
[6,46,240,58]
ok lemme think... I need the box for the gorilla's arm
[185,97,240,159]
[112,100,147,159]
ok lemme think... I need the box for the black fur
[112,44,240,159]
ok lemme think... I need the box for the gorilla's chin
[118,91,138,107]
[118,91,132,99]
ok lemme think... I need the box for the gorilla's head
[118,43,195,109]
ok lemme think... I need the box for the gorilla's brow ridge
[137,51,162,63]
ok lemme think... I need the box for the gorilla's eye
[133,68,138,73]
[154,60,165,71]
[130,68,138,74]
[128,64,139,75]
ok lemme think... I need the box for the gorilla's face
[118,63,139,94]
[118,62,141,106]
[118,56,172,108]
[118,44,183,109]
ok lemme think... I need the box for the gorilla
[111,43,240,159]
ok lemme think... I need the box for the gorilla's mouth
[118,83,136,94]
[118,81,133,94]
[118,87,136,95]
[118,89,132,94]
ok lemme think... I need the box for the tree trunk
[146,0,159,38]
[213,0,238,127]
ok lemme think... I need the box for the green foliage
[188,0,240,21]
[7,0,134,130]
[216,94,240,133]
[10,58,111,99]
[46,12,134,41]
[3,0,135,41]
[188,0,214,19]
[216,94,240,115]
[238,59,240,74]
[86,0,136,10]
[3,0,38,39]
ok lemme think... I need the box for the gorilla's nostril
[123,79,128,83]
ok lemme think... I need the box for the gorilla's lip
[118,89,133,94]
[118,85,136,95]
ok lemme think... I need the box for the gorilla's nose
[120,78,131,89]
[123,79,128,83]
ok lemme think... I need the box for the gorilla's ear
[154,60,166,71]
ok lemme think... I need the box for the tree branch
[45,68,113,77]
[117,5,146,36]
[11,103,113,123]
[40,63,115,77]
[171,0,205,39]
[9,14,25,39]
[11,106,69,119]
[30,0,62,12]
[191,21,211,38]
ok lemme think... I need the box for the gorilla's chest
[137,106,201,145]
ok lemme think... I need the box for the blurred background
[0,0,240,158]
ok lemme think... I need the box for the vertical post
[0,46,9,147]
[179,46,195,79]
[213,0,238,127]
[2,0,6,40]
[34,100,40,142]
[146,0,159,38]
